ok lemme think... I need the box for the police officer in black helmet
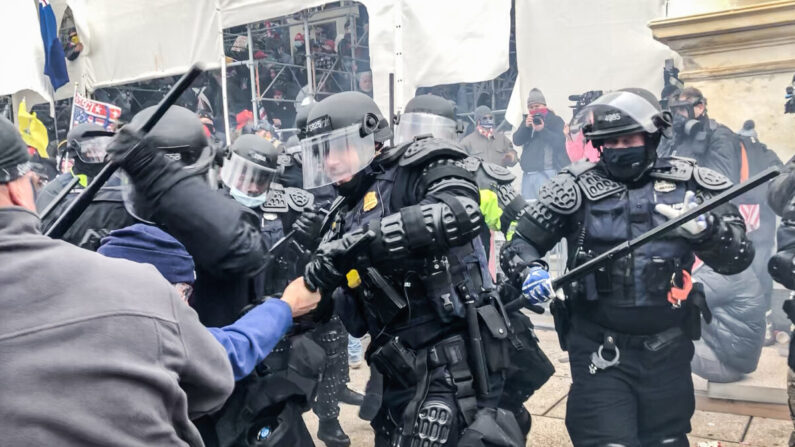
[500,88,754,446]
[36,122,135,250]
[395,93,554,438]
[301,91,523,446]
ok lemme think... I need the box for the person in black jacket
[512,88,570,200]
[504,88,754,446]
[659,87,743,184]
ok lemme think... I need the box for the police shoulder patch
[481,161,516,184]
[538,173,582,215]
[576,169,625,202]
[285,187,314,212]
[260,183,288,213]
[277,153,293,167]
[398,137,468,167]
[693,166,732,191]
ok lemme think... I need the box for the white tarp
[66,0,223,90]
[1,1,53,104]
[366,0,511,116]
[506,0,678,127]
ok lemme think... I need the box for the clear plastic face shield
[220,152,280,200]
[74,135,113,164]
[393,112,459,144]
[301,123,376,189]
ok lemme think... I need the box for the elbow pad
[373,197,482,258]
[695,214,755,275]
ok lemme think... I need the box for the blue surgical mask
[230,188,268,208]
[479,118,494,129]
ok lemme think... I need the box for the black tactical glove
[303,229,375,292]
[769,249,795,291]
[293,207,324,251]
[105,126,159,178]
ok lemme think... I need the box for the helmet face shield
[74,135,113,164]
[394,112,458,144]
[301,124,375,189]
[585,91,663,136]
[220,152,280,199]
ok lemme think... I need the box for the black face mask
[601,145,653,182]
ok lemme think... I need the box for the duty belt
[571,317,684,375]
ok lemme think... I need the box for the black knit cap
[0,116,31,183]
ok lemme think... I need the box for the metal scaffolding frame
[221,3,369,122]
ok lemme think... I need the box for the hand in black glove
[770,249,795,291]
[293,207,324,251]
[105,125,158,177]
[303,230,375,292]
[304,252,346,293]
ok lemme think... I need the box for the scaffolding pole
[247,24,259,125]
[303,12,315,99]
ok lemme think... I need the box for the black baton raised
[504,166,782,313]
[46,64,204,239]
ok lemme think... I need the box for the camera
[568,90,604,117]
[532,114,543,125]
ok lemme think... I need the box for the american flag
[738,203,761,233]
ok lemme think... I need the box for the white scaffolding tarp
[1,2,53,104]
[506,0,678,127]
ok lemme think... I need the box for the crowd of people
[3,7,795,447]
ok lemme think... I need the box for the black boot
[359,368,383,421]
[317,418,351,447]
[340,387,364,406]
[515,406,532,437]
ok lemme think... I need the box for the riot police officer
[301,91,523,446]
[36,122,135,250]
[395,93,555,437]
[502,88,754,446]
[765,158,795,446]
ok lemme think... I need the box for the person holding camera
[513,88,569,200]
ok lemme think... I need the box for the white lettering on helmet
[602,112,622,122]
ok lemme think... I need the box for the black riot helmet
[121,105,214,222]
[583,88,672,182]
[294,100,315,140]
[221,135,282,207]
[301,91,392,189]
[394,94,463,144]
[66,122,114,179]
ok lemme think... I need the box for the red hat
[323,39,335,50]
[294,33,304,42]
[253,50,266,59]
[235,109,253,130]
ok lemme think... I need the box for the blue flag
[38,0,69,90]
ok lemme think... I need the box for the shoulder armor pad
[538,173,581,215]
[261,184,288,214]
[284,187,314,212]
[576,168,625,201]
[277,153,293,167]
[481,161,516,184]
[462,156,481,173]
[649,157,694,182]
[561,160,597,177]
[375,142,411,167]
[693,166,732,191]
[398,137,468,167]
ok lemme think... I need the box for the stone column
[650,0,795,160]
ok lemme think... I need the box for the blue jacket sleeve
[207,298,293,381]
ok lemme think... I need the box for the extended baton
[46,64,205,239]
[504,166,782,313]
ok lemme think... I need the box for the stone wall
[650,0,795,161]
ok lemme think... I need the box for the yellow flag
[18,99,49,158]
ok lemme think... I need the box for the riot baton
[504,165,782,313]
[46,64,204,239]
[39,176,80,221]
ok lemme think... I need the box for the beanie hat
[526,88,546,107]
[474,105,492,123]
[738,119,757,139]
[98,224,195,284]
[0,116,31,183]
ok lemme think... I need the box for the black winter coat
[513,111,569,173]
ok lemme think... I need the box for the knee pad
[409,399,455,447]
